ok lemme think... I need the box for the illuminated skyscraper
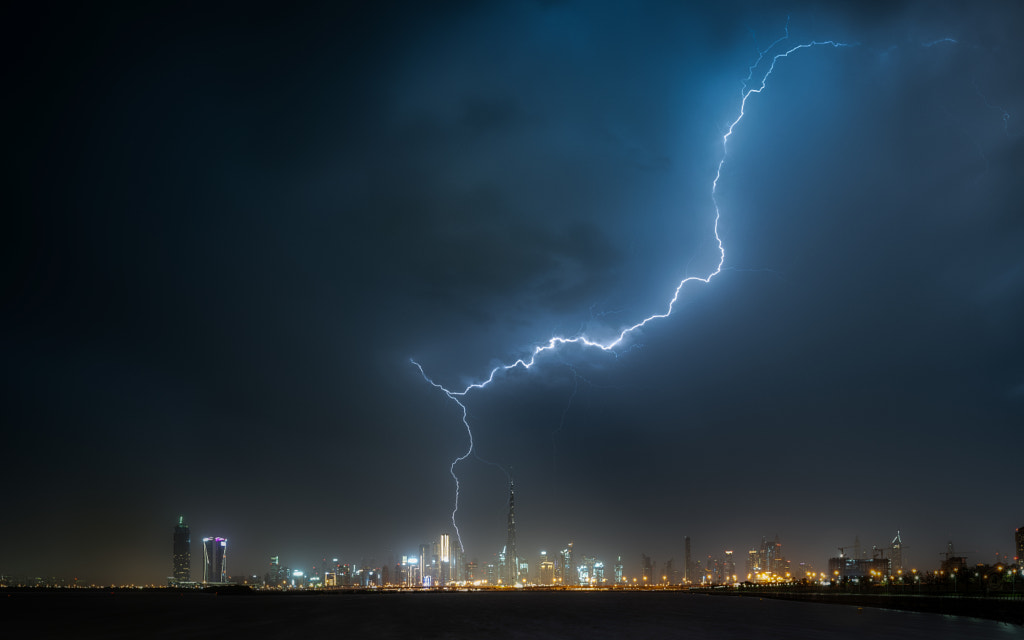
[890,531,904,572]
[419,543,431,586]
[172,516,190,584]
[578,556,595,585]
[1016,526,1023,564]
[561,541,575,586]
[504,479,518,585]
[203,537,227,583]
[754,535,788,578]
[439,533,451,585]
[746,549,760,580]
[452,543,465,582]
[539,551,554,585]
[721,551,736,584]
[593,560,605,584]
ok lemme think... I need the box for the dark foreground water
[3,591,1022,639]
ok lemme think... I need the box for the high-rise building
[505,479,518,585]
[684,536,692,584]
[890,531,904,573]
[593,560,605,584]
[721,551,736,584]
[486,561,497,585]
[438,533,451,585]
[641,553,654,585]
[539,551,555,585]
[1015,526,1023,564]
[452,543,464,583]
[746,549,760,580]
[578,556,597,585]
[203,537,227,583]
[172,516,191,584]
[560,542,576,586]
[419,544,431,586]
[399,555,417,587]
[497,548,508,584]
[267,556,286,587]
[536,550,548,584]
[754,535,789,579]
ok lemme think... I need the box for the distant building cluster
[5,509,1020,589]
[826,532,905,583]
[153,504,1024,592]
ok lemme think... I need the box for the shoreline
[698,589,1024,626]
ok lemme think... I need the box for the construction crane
[939,541,975,561]
[939,541,974,573]
[835,539,861,559]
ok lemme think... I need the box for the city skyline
[3,508,1021,587]
[155,513,1024,588]
[169,516,1024,586]
[5,2,1022,586]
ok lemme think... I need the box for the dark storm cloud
[3,1,1022,583]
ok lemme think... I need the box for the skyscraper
[641,553,654,584]
[504,478,518,585]
[438,533,451,585]
[890,531,904,573]
[419,543,431,586]
[561,541,576,586]
[203,537,227,583]
[452,543,464,582]
[746,549,760,581]
[172,516,190,584]
[539,551,554,585]
[1016,526,1023,564]
[722,550,736,584]
[684,536,692,584]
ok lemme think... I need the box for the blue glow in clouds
[412,31,851,552]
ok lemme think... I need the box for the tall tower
[505,478,518,585]
[890,531,904,573]
[452,542,464,582]
[723,550,735,584]
[557,541,576,585]
[438,533,451,585]
[172,516,191,584]
[684,536,692,584]
[203,537,227,583]
[419,543,431,586]
[1015,526,1023,565]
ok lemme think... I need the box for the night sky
[5,2,1023,584]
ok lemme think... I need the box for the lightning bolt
[412,29,851,553]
